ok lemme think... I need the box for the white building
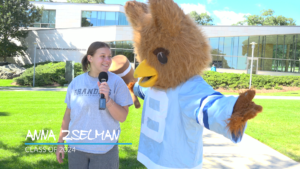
[3,1,300,76]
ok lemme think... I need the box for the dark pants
[68,145,119,169]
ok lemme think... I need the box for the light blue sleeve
[179,76,247,143]
[132,78,149,100]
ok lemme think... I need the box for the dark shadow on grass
[0,139,145,169]
[0,140,69,169]
[22,128,54,143]
[0,127,70,169]
[0,112,10,116]
[119,146,146,169]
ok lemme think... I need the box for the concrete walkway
[202,128,300,169]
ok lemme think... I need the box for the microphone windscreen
[98,72,108,82]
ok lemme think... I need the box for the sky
[102,0,300,25]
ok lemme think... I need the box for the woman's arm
[56,107,71,164]
[106,97,128,123]
[58,107,71,142]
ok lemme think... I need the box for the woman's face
[88,47,112,72]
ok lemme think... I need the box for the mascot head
[125,0,212,90]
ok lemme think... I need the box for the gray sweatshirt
[64,71,133,154]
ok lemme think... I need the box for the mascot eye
[153,47,169,64]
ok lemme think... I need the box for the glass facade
[81,11,129,27]
[31,10,56,28]
[107,41,137,67]
[107,35,300,74]
[209,34,300,73]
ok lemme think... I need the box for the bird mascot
[123,0,263,168]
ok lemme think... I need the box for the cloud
[256,3,262,7]
[213,10,251,25]
[180,3,210,15]
[207,0,217,4]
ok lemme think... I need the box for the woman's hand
[98,81,110,101]
[56,145,65,164]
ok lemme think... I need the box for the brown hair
[81,41,110,72]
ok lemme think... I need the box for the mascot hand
[226,89,263,136]
[128,81,135,94]
[127,81,141,109]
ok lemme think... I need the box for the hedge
[13,61,300,89]
[14,61,85,87]
[203,71,300,90]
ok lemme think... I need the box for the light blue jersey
[133,75,247,168]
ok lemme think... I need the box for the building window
[106,35,300,73]
[209,34,300,73]
[107,41,134,63]
[81,11,129,27]
[30,10,56,28]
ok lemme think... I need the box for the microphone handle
[99,97,106,110]
[100,79,106,100]
[99,79,106,110]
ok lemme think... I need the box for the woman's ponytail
[81,54,90,72]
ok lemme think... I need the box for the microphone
[98,72,109,110]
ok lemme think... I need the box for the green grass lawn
[0,91,299,169]
[246,99,300,162]
[0,91,145,169]
[0,79,20,87]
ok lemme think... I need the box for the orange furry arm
[127,81,135,93]
[226,89,263,136]
[127,81,141,109]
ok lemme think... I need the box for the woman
[56,41,133,169]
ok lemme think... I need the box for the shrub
[274,84,283,90]
[20,61,62,69]
[256,86,262,90]
[13,61,85,87]
[264,84,272,90]
[202,71,300,90]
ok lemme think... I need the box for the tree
[189,11,214,25]
[0,0,43,62]
[81,18,93,27]
[233,9,296,26]
[67,0,105,3]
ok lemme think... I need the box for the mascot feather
[124,0,263,168]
